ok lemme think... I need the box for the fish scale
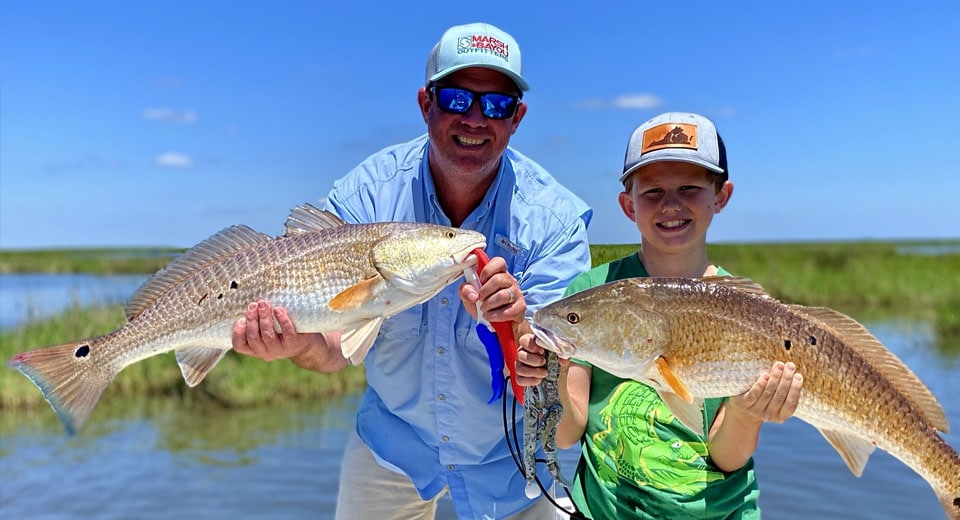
[531,276,960,519]
[8,204,486,434]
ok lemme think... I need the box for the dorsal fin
[792,305,949,432]
[699,276,774,299]
[125,225,272,320]
[283,203,346,236]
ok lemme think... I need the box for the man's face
[418,67,526,181]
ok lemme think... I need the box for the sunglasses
[431,86,520,120]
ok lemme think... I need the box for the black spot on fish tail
[75,345,90,358]
[217,294,223,299]
[954,497,960,507]
[230,281,238,289]
[198,293,208,305]
[809,336,817,345]
[783,339,792,351]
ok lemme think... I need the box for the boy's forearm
[708,401,763,472]
[556,363,589,448]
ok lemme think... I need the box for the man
[233,23,592,519]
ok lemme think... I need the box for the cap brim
[429,64,529,92]
[619,157,725,184]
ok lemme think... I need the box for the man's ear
[417,87,431,123]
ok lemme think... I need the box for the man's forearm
[290,332,349,373]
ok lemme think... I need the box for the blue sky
[2,1,958,249]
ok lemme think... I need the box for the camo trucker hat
[620,112,728,184]
[425,23,529,92]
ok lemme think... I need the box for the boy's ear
[713,181,734,213]
[618,191,636,220]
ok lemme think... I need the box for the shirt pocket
[378,305,423,340]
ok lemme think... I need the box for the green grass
[593,241,960,314]
[0,248,182,274]
[1,303,366,411]
[2,241,958,411]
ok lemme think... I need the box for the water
[1,275,958,519]
[0,273,147,329]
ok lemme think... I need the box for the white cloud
[574,93,663,110]
[143,108,198,124]
[612,93,663,109]
[155,152,193,168]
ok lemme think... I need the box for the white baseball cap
[425,22,528,92]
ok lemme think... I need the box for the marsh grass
[2,241,958,411]
[0,304,366,410]
[593,241,960,313]
[0,248,181,274]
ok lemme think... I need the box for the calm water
[1,275,958,519]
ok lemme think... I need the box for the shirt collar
[420,145,506,227]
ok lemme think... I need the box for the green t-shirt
[566,253,760,520]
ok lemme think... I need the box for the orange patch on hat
[641,123,698,154]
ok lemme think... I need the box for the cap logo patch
[641,123,698,154]
[457,34,509,62]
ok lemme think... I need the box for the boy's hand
[516,332,569,387]
[727,361,804,424]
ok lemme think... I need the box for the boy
[516,112,804,519]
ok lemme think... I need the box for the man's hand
[458,255,525,323]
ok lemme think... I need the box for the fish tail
[8,339,118,434]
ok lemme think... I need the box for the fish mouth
[460,252,480,268]
[531,323,576,358]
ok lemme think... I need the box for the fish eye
[566,312,580,324]
[445,231,456,239]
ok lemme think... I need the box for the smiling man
[231,22,592,520]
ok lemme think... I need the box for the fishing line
[499,375,586,519]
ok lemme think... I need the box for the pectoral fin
[641,359,705,435]
[341,317,384,365]
[655,356,694,403]
[328,277,380,311]
[819,428,876,476]
[175,346,229,387]
[658,390,706,435]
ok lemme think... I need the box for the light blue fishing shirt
[325,134,592,519]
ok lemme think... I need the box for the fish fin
[341,317,384,364]
[175,347,229,387]
[283,203,346,236]
[659,391,706,435]
[655,356,694,403]
[699,276,774,299]
[328,277,380,311]
[818,428,876,476]
[796,305,949,432]
[126,225,272,320]
[7,339,117,434]
[641,360,705,435]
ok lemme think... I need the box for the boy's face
[619,161,733,254]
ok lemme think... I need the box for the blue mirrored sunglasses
[432,86,520,120]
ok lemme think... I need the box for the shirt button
[442,435,450,442]
[447,465,455,471]
[440,298,449,305]
[438,394,446,401]
[438,347,445,355]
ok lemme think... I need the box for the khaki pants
[335,429,559,520]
